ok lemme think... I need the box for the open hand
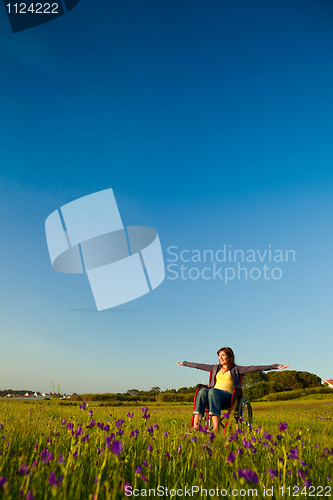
[177,362,183,365]
[278,365,289,369]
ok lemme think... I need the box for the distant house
[323,380,333,388]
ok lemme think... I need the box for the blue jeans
[194,388,232,417]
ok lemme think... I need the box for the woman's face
[218,350,230,366]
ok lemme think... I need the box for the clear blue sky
[1,0,333,394]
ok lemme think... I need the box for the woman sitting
[177,347,288,432]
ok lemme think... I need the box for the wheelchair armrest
[196,384,209,390]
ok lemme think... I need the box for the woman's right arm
[177,361,214,372]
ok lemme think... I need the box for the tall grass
[0,399,332,499]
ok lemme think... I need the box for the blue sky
[0,0,333,394]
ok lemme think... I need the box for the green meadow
[0,396,332,499]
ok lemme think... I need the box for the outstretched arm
[177,361,214,372]
[237,364,289,375]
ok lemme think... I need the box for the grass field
[0,397,332,499]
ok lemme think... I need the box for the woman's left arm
[237,364,288,374]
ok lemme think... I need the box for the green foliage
[242,371,268,389]
[244,381,270,400]
[266,386,333,401]
[267,370,321,393]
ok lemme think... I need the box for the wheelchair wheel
[237,396,253,429]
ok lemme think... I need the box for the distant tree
[244,381,270,400]
[126,389,140,396]
[150,386,161,393]
[267,370,321,393]
[177,386,196,394]
[242,371,268,390]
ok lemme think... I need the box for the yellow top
[214,368,233,393]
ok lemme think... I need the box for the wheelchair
[190,373,253,433]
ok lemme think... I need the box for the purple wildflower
[147,445,152,452]
[40,448,53,464]
[82,434,89,442]
[192,461,196,468]
[130,429,139,438]
[116,419,124,428]
[209,432,215,442]
[60,420,66,425]
[127,412,134,418]
[31,460,38,468]
[75,426,83,437]
[57,453,64,464]
[242,438,252,449]
[86,419,95,428]
[0,477,7,487]
[73,450,78,458]
[103,425,110,432]
[304,480,312,488]
[48,471,57,486]
[178,445,182,455]
[116,428,124,436]
[192,437,197,443]
[105,435,114,449]
[268,468,278,479]
[17,464,30,475]
[238,448,244,455]
[164,431,168,437]
[264,432,272,441]
[327,476,332,481]
[34,443,38,450]
[227,452,236,463]
[140,474,148,482]
[97,422,104,428]
[143,460,148,467]
[278,422,288,432]
[26,491,35,500]
[200,472,204,480]
[288,447,299,460]
[147,426,154,434]
[135,465,142,474]
[111,440,123,456]
[123,481,132,492]
[238,468,259,485]
[88,410,93,417]
[297,470,306,481]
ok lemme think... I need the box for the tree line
[70,369,329,403]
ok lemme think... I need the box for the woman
[177,347,288,432]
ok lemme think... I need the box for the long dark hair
[217,347,235,369]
